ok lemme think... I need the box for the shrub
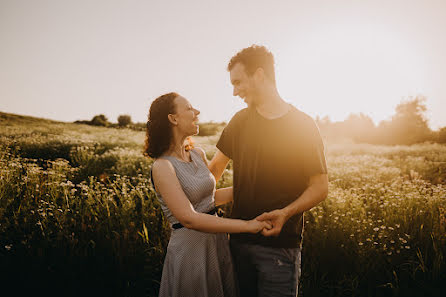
[90,114,109,127]
[117,115,132,127]
[198,122,225,136]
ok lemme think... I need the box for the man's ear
[253,67,265,83]
[167,114,177,125]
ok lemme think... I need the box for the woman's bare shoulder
[152,158,174,174]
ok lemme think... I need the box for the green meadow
[0,112,445,296]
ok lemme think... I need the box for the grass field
[1,112,445,296]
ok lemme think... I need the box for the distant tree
[90,114,109,127]
[117,114,132,127]
[343,113,376,142]
[438,127,446,143]
[315,116,332,139]
[376,96,431,145]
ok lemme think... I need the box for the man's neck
[255,90,290,120]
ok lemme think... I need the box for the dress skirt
[158,227,238,297]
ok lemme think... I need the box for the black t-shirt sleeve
[216,111,243,159]
[301,117,328,177]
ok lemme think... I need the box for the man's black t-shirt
[216,105,327,248]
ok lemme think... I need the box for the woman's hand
[246,219,273,234]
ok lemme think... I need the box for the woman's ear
[168,114,177,125]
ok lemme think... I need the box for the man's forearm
[282,174,328,220]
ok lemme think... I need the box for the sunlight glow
[277,21,428,125]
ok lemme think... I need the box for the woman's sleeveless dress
[153,149,238,297]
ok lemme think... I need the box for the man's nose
[233,87,239,97]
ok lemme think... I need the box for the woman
[145,92,270,297]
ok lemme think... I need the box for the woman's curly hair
[144,92,178,158]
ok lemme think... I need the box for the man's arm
[214,187,233,206]
[257,173,328,237]
[208,149,230,183]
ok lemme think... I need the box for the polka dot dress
[154,149,238,297]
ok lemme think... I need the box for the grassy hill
[0,111,64,124]
[0,111,445,296]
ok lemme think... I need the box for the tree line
[74,114,225,136]
[75,96,445,145]
[316,96,446,144]
[74,114,146,130]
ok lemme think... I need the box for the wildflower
[359,242,363,246]
[373,227,380,232]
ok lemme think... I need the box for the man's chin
[245,99,256,108]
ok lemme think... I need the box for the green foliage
[1,113,445,296]
[0,150,168,296]
[306,143,446,296]
[198,122,226,136]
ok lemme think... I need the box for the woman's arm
[152,159,269,234]
[214,187,233,206]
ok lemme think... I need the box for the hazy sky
[1,0,445,129]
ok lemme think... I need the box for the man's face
[229,63,257,106]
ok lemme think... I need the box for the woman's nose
[195,109,200,115]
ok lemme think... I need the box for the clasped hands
[254,208,288,237]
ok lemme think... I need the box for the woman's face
[170,96,200,136]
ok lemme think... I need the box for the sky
[1,0,445,129]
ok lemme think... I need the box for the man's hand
[256,209,289,237]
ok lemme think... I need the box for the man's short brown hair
[227,45,276,83]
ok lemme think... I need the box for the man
[209,45,328,297]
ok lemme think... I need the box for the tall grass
[0,149,168,296]
[1,114,445,296]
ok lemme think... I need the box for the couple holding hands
[146,45,328,297]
